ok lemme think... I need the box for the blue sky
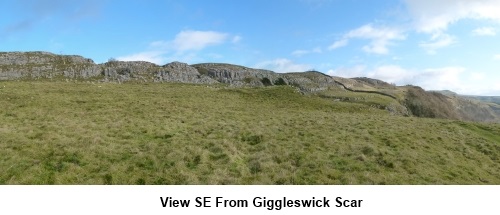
[1,0,499,95]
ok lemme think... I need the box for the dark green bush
[274,77,287,85]
[261,78,272,86]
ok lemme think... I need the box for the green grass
[0,81,499,184]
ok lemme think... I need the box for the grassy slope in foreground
[0,81,499,184]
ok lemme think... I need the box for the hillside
[2,51,498,123]
[1,51,499,184]
[432,90,500,122]
[1,81,499,185]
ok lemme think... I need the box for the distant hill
[464,96,500,105]
[1,51,499,123]
[432,90,500,122]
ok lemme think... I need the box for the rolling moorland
[0,51,499,184]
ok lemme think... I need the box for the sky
[1,0,499,95]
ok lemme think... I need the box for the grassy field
[0,81,499,184]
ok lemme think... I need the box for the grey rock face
[101,61,157,82]
[283,71,343,93]
[0,52,345,92]
[0,51,98,80]
[193,63,345,92]
[0,51,94,65]
[156,62,218,84]
[193,63,281,87]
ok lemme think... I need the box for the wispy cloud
[232,35,242,43]
[255,58,311,73]
[419,32,456,54]
[405,0,500,33]
[494,54,500,60]
[404,0,500,54]
[2,0,101,36]
[329,24,405,54]
[472,27,497,36]
[328,39,348,50]
[328,64,500,95]
[172,30,228,52]
[150,30,228,52]
[416,67,465,91]
[327,65,367,78]
[117,30,234,64]
[328,65,499,95]
[116,51,167,65]
[291,47,322,57]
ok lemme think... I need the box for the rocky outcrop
[101,61,157,82]
[0,52,344,91]
[0,51,94,65]
[194,64,345,92]
[0,51,99,80]
[284,71,343,92]
[352,77,395,89]
[156,62,217,84]
[0,52,217,84]
[193,63,281,87]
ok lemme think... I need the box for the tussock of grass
[0,81,499,184]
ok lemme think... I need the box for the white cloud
[328,64,499,95]
[404,1,500,53]
[116,51,166,65]
[415,67,465,90]
[367,65,413,84]
[405,0,500,33]
[472,27,497,36]
[116,30,233,64]
[291,47,322,56]
[419,33,457,54]
[469,72,486,81]
[232,35,242,43]
[332,24,405,54]
[291,50,309,57]
[364,66,465,91]
[348,25,406,54]
[328,39,348,50]
[493,54,500,60]
[255,58,311,73]
[172,30,228,52]
[327,65,459,89]
[328,65,415,85]
[145,30,229,53]
[327,65,367,77]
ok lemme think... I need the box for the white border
[0,185,498,215]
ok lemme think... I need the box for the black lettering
[195,197,202,207]
[159,197,190,207]
[216,197,224,207]
[160,197,171,207]
[301,198,313,207]
[335,197,363,207]
[195,197,211,207]
[179,199,190,207]
[324,197,330,207]
[336,197,343,207]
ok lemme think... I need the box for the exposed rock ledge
[0,51,345,92]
